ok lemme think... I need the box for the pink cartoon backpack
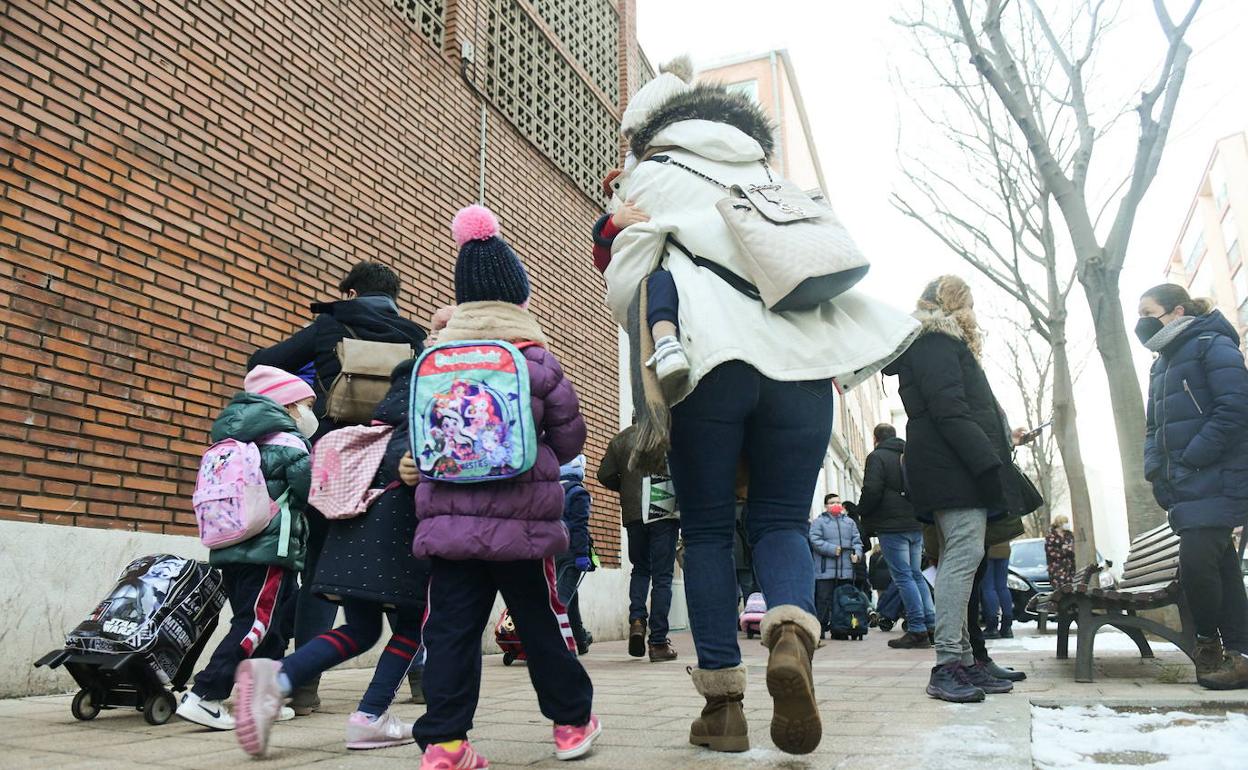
[192,433,307,553]
[308,424,398,520]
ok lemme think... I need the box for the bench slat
[1122,552,1180,580]
[1122,537,1180,568]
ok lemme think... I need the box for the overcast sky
[635,0,1248,557]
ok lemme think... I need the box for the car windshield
[1011,540,1046,569]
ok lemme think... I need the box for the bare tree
[896,0,1203,537]
[891,7,1098,566]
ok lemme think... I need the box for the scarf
[1144,316,1197,354]
[624,280,671,476]
[436,301,549,346]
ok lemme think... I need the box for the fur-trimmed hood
[912,307,967,342]
[629,83,776,159]
[436,301,549,347]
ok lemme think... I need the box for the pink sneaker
[234,658,284,757]
[345,711,415,750]
[420,740,489,769]
[553,715,602,760]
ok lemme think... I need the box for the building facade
[1,0,650,695]
[1163,130,1248,341]
[696,51,886,507]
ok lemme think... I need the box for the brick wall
[0,0,627,561]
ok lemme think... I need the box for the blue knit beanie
[451,205,531,305]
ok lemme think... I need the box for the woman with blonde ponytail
[883,276,1035,703]
[1138,283,1248,690]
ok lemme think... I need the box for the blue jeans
[981,557,1014,631]
[625,519,679,645]
[668,362,834,670]
[879,531,936,633]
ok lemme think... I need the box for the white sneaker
[645,335,690,384]
[176,691,235,730]
[278,706,296,722]
[345,710,416,750]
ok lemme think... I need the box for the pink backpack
[308,424,398,520]
[192,433,307,553]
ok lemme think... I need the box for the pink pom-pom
[451,204,500,246]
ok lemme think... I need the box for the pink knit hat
[243,365,316,406]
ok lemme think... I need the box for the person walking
[248,261,427,714]
[883,275,1034,703]
[809,494,864,639]
[1138,283,1248,690]
[602,67,918,754]
[597,426,680,662]
[857,423,935,649]
[557,455,596,656]
[1044,516,1077,593]
[981,542,1015,639]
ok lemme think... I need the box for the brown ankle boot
[649,642,678,662]
[628,618,646,658]
[289,674,321,716]
[761,606,822,755]
[689,665,749,753]
[1194,636,1225,687]
[1199,650,1248,690]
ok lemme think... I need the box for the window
[1224,212,1241,270]
[725,80,759,103]
[1212,160,1230,213]
[1191,253,1214,299]
[1184,226,1206,273]
[1234,265,1248,307]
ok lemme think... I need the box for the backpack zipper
[1182,380,1204,415]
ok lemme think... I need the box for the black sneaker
[887,631,933,649]
[983,628,1001,640]
[964,661,1013,693]
[999,626,1014,639]
[982,659,1026,682]
[576,631,593,656]
[926,662,986,703]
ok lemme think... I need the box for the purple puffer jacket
[413,335,586,561]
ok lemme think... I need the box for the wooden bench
[1049,523,1195,682]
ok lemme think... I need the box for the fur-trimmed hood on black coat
[629,83,776,160]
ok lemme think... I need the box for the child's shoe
[420,740,489,769]
[175,691,235,730]
[346,711,416,750]
[234,658,285,757]
[645,335,689,385]
[553,715,602,761]
[278,706,296,722]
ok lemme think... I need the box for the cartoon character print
[418,378,515,478]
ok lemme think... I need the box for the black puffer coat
[882,309,1028,521]
[312,359,431,608]
[857,437,921,534]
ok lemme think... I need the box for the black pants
[413,557,594,747]
[554,553,588,646]
[1179,527,1248,652]
[968,558,989,662]
[192,564,297,700]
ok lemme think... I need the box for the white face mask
[294,404,319,438]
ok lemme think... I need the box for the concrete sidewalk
[3,625,1244,769]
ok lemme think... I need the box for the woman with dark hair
[1138,283,1248,690]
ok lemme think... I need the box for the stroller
[739,592,767,639]
[36,554,225,724]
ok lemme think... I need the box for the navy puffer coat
[1144,311,1248,533]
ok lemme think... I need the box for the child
[176,365,314,730]
[230,361,429,756]
[556,455,594,655]
[412,204,601,769]
[593,191,688,384]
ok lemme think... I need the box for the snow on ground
[1032,704,1248,769]
[988,627,1177,654]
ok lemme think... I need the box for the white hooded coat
[605,117,919,403]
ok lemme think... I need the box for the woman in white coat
[604,68,918,755]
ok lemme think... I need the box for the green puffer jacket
[206,392,311,572]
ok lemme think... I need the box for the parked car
[1007,538,1108,622]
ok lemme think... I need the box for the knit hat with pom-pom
[451,204,531,306]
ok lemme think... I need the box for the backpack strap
[273,488,292,559]
[258,432,309,454]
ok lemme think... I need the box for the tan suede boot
[761,605,822,755]
[689,665,749,753]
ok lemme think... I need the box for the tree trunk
[1080,264,1165,536]
[1050,321,1097,568]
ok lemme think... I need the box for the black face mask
[1135,316,1165,346]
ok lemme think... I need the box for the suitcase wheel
[71,689,101,721]
[502,651,515,666]
[143,691,176,725]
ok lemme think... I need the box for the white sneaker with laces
[176,691,235,730]
[278,706,296,722]
[645,335,690,384]
[345,710,416,750]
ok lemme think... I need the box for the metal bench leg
[1075,605,1098,683]
[1120,626,1154,659]
[1056,611,1073,660]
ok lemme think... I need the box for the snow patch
[1032,704,1248,769]
[988,628,1177,654]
